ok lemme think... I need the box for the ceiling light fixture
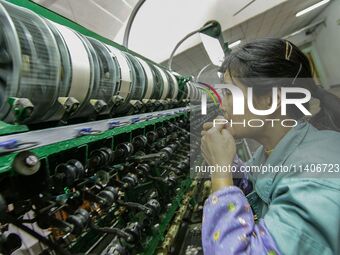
[228,40,242,49]
[296,0,330,17]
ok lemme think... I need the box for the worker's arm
[202,186,281,255]
[201,121,236,192]
[200,121,281,254]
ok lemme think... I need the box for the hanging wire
[197,86,224,116]
[197,87,218,106]
[197,81,222,105]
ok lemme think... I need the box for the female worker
[200,38,340,255]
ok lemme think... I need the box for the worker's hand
[201,124,212,136]
[201,116,236,166]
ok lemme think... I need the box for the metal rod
[195,63,213,83]
[168,23,215,71]
[123,0,147,48]
[167,29,200,71]
[282,19,325,40]
[233,0,257,16]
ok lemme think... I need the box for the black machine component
[97,186,118,209]
[54,160,85,188]
[89,147,115,170]
[132,135,148,151]
[67,208,90,235]
[0,233,22,255]
[115,142,135,160]
[0,111,214,255]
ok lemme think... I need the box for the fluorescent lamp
[229,40,242,49]
[296,0,330,17]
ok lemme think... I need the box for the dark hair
[220,38,340,132]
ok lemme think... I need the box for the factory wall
[312,0,340,87]
[289,0,340,88]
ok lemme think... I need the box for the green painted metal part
[0,121,28,136]
[0,113,187,174]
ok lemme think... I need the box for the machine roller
[0,0,203,127]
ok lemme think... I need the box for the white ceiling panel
[163,0,331,76]
[33,0,330,68]
[124,0,139,8]
[114,0,288,63]
[95,0,132,21]
[33,0,134,40]
[33,0,74,19]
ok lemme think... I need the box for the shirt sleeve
[232,155,253,195]
[202,186,281,255]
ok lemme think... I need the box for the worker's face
[220,73,276,139]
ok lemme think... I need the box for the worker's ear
[252,87,281,117]
[251,88,276,112]
[275,87,281,113]
[261,87,281,112]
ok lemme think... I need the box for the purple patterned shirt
[202,186,281,255]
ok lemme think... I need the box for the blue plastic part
[131,117,140,123]
[108,121,121,129]
[75,127,93,136]
[0,139,18,149]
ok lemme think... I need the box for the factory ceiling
[162,0,329,76]
[33,0,328,69]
